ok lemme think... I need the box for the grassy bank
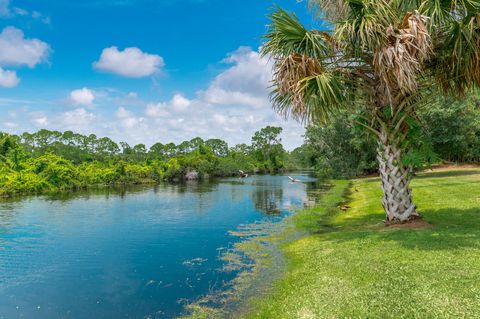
[245,168,480,318]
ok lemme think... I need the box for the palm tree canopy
[262,0,480,126]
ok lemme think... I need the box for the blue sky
[0,0,319,149]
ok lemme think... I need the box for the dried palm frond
[307,0,349,21]
[374,11,431,99]
[335,0,397,53]
[270,53,348,124]
[274,54,324,116]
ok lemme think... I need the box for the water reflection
[0,174,320,319]
[252,184,283,215]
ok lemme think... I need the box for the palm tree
[262,0,480,223]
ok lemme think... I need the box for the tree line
[0,126,292,196]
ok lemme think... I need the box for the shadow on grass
[413,181,480,190]
[319,207,480,251]
[359,169,479,184]
[415,170,480,179]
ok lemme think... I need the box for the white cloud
[0,1,50,23]
[171,93,191,111]
[200,46,272,108]
[116,106,133,119]
[0,26,50,68]
[145,102,167,118]
[2,121,17,128]
[116,106,144,129]
[30,112,48,127]
[145,93,191,118]
[202,87,266,109]
[0,67,19,87]
[93,46,164,78]
[13,7,27,16]
[70,88,95,106]
[108,47,303,149]
[2,47,305,150]
[62,108,96,127]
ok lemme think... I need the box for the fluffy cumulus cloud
[0,26,50,67]
[200,46,272,108]
[1,47,305,150]
[0,26,49,88]
[30,112,48,127]
[93,46,164,78]
[62,108,96,128]
[0,67,19,87]
[128,46,304,148]
[70,88,95,106]
[145,93,191,117]
[116,106,144,129]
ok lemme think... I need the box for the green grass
[245,168,480,319]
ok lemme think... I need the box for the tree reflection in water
[251,180,284,216]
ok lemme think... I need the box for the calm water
[0,175,319,319]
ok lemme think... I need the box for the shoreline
[181,180,349,318]
[242,168,480,318]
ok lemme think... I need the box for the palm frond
[434,12,480,93]
[262,7,333,59]
[307,0,350,21]
[271,70,349,125]
[263,1,480,130]
[262,8,349,125]
[416,0,480,26]
[374,10,432,98]
[333,0,403,60]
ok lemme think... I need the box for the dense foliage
[294,93,480,178]
[0,126,291,197]
[421,93,480,163]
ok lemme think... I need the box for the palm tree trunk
[377,128,419,223]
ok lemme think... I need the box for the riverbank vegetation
[292,92,480,179]
[245,168,480,318]
[0,126,293,196]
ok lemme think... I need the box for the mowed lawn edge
[245,168,480,319]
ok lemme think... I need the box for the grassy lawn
[245,168,480,319]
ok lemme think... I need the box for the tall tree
[205,139,229,157]
[262,1,480,222]
[252,126,286,172]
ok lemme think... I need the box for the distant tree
[96,137,120,158]
[205,139,229,157]
[120,142,132,159]
[304,113,377,178]
[132,144,147,161]
[149,142,166,159]
[163,143,177,158]
[421,93,480,163]
[252,126,286,172]
[189,137,205,152]
[176,141,192,154]
[230,143,251,157]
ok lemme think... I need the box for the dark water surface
[0,175,319,319]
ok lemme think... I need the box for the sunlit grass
[245,168,480,318]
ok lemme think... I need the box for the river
[0,175,319,319]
